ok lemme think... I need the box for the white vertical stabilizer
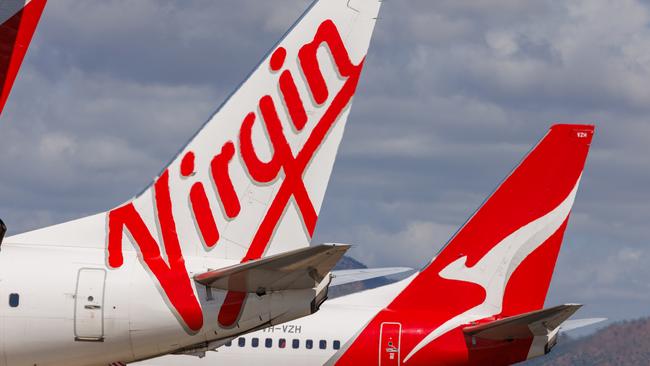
[7,0,382,266]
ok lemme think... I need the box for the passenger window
[292,339,300,349]
[238,338,246,347]
[306,340,313,349]
[265,338,273,348]
[333,340,341,350]
[225,340,232,347]
[320,340,327,349]
[252,338,259,348]
[279,338,286,349]
[8,293,19,308]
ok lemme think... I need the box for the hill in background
[523,318,650,366]
[330,255,392,298]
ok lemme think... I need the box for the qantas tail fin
[421,125,595,314]
[385,124,593,363]
[0,0,47,117]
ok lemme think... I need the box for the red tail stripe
[280,70,308,131]
[210,141,241,219]
[190,182,220,248]
[0,0,47,116]
[107,171,204,332]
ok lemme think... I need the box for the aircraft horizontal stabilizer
[463,304,582,340]
[194,244,350,293]
[560,317,607,333]
[329,267,413,287]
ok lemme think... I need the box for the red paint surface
[280,70,308,131]
[180,151,195,177]
[379,323,401,366]
[239,112,282,183]
[218,291,248,327]
[299,20,357,105]
[270,47,286,72]
[0,0,47,117]
[210,141,241,219]
[190,182,220,248]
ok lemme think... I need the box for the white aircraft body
[137,125,604,366]
[138,280,417,366]
[0,0,384,365]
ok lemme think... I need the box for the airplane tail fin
[106,0,382,263]
[8,0,382,259]
[6,0,382,331]
[388,124,593,363]
[407,124,594,314]
[0,0,47,117]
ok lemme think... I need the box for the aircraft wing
[194,244,349,293]
[463,304,582,340]
[329,267,413,287]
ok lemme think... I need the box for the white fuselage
[135,277,414,366]
[0,243,324,366]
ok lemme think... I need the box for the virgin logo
[105,20,366,333]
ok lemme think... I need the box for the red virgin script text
[106,20,365,333]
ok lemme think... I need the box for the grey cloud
[34,0,309,86]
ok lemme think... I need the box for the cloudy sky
[1,0,649,328]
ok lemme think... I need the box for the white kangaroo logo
[403,178,581,363]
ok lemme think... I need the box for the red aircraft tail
[0,0,47,117]
[334,124,595,365]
